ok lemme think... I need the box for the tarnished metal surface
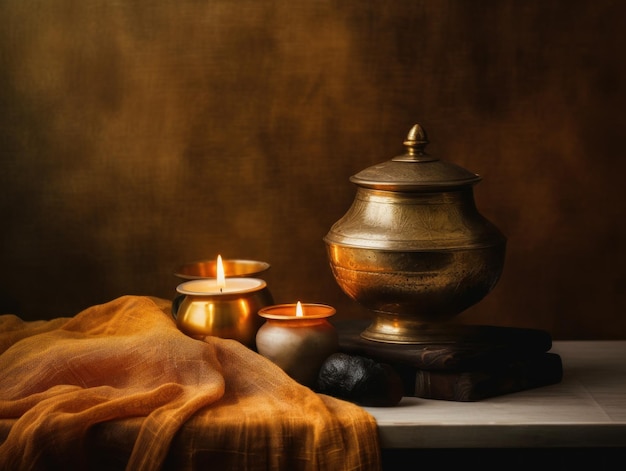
[325,124,506,343]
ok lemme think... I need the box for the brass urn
[324,123,506,344]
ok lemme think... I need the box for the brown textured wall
[0,1,624,339]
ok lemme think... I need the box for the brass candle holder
[174,258,271,280]
[173,257,274,349]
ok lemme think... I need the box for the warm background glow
[0,1,624,339]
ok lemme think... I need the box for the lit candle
[174,255,274,348]
[179,277,265,295]
[256,302,338,387]
[177,255,265,295]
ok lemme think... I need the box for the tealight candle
[174,255,274,349]
[179,277,265,295]
[256,302,339,387]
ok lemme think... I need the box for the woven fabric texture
[0,296,380,470]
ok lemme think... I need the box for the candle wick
[220,287,223,293]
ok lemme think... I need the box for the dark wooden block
[335,320,554,371]
[334,320,563,401]
[395,352,563,401]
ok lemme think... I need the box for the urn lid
[350,124,481,191]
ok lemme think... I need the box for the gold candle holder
[174,258,270,280]
[175,278,273,349]
[256,302,338,387]
[173,255,274,349]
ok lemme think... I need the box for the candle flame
[296,301,303,317]
[216,255,226,290]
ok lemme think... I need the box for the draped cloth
[0,296,381,470]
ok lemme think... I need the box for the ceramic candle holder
[175,278,273,349]
[256,303,339,387]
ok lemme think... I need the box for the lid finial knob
[404,123,429,151]
[394,123,436,162]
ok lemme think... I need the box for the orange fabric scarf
[0,296,380,470]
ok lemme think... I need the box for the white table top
[364,340,626,449]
